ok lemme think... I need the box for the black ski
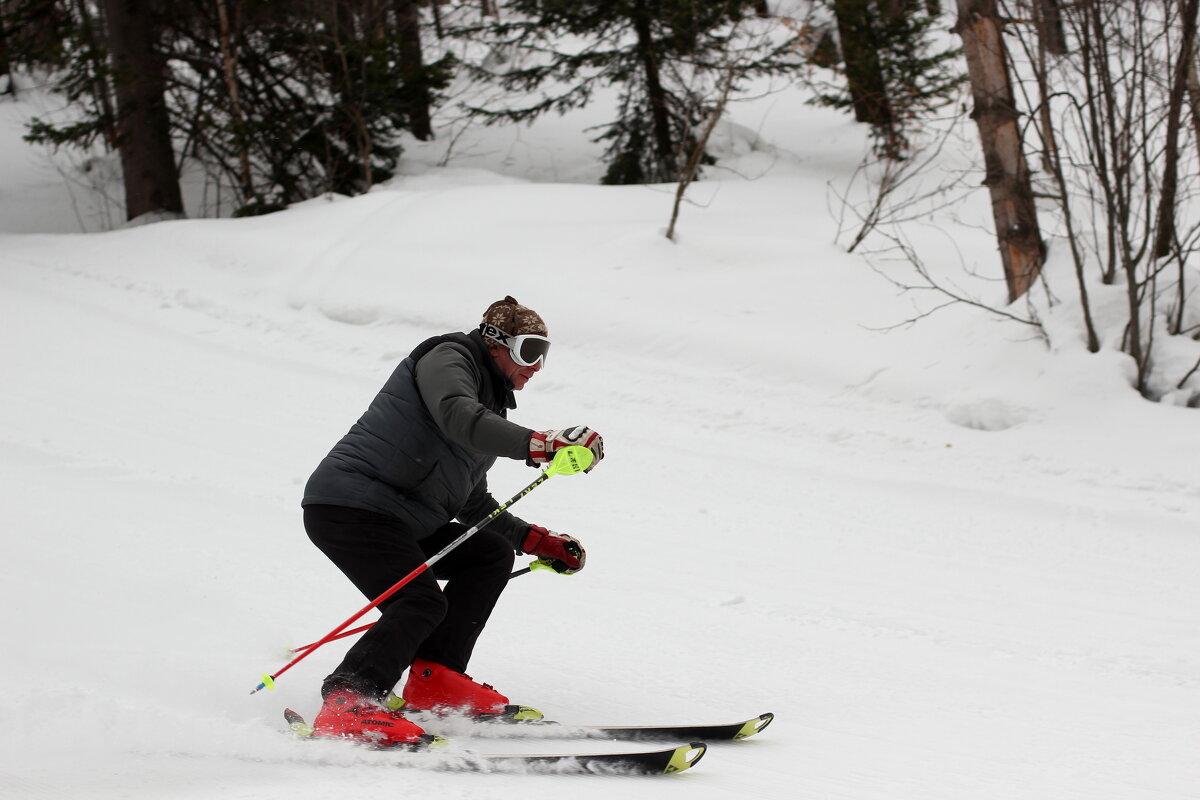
[441,741,707,775]
[498,711,775,742]
[283,708,706,775]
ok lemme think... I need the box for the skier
[300,296,604,747]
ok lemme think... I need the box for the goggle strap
[480,322,512,344]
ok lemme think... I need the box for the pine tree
[815,0,962,158]
[463,0,797,184]
[102,0,183,221]
[157,0,455,213]
[8,0,455,218]
[8,0,118,149]
[170,0,455,212]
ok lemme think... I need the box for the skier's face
[490,344,542,390]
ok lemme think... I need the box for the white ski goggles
[480,323,551,367]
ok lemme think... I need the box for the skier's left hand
[528,426,604,472]
[522,525,586,574]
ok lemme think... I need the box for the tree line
[3,0,1199,400]
[0,1,957,216]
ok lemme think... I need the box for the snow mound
[945,397,1031,431]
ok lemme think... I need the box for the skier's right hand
[527,426,604,472]
[522,525,586,574]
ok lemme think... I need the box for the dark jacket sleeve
[415,342,531,460]
[457,476,531,553]
[416,341,533,552]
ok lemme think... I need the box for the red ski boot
[400,658,542,720]
[311,687,432,748]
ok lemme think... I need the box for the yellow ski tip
[734,712,775,740]
[665,742,707,774]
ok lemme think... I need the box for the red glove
[528,426,604,472]
[522,525,586,575]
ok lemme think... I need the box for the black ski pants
[303,504,516,700]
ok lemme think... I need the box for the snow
[2,71,1199,800]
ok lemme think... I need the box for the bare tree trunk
[328,0,373,193]
[632,3,677,180]
[1153,0,1199,259]
[954,0,1045,302]
[76,0,118,146]
[879,0,911,18]
[430,0,444,38]
[0,0,13,97]
[1188,48,1200,172]
[216,0,254,201]
[102,0,184,221]
[395,0,432,140]
[667,64,738,241]
[832,0,895,129]
[1028,0,1099,350]
[1076,0,1120,285]
[1034,0,1067,56]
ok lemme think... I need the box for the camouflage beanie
[480,296,548,343]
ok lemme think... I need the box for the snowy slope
[2,78,1199,800]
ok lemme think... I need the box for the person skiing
[300,296,604,747]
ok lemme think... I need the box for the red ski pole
[249,445,594,694]
[287,559,555,655]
